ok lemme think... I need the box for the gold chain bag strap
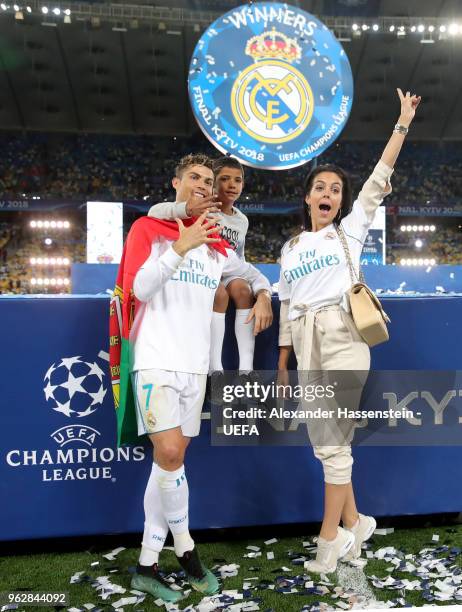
[336,225,390,347]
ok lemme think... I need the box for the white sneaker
[304,527,355,574]
[343,513,377,561]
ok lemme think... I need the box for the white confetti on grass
[337,563,377,602]
[264,538,277,545]
[103,547,125,561]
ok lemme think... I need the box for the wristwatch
[394,123,409,135]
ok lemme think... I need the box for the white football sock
[139,462,169,566]
[156,464,195,557]
[235,308,255,373]
[210,311,226,372]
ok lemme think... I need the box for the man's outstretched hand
[173,211,221,257]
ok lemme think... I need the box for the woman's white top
[278,160,393,345]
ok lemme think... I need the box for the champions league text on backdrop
[4,352,146,483]
[189,2,353,170]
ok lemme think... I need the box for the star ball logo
[188,2,354,170]
[4,353,145,483]
[44,355,106,418]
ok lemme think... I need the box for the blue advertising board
[1,295,462,541]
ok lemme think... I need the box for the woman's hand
[397,88,421,128]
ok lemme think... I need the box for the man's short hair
[212,156,245,180]
[175,153,214,179]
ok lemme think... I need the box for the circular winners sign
[188,3,354,170]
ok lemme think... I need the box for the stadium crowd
[0,213,86,294]
[0,132,461,206]
[0,132,461,294]
[386,224,461,265]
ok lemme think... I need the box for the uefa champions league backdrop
[188,2,354,170]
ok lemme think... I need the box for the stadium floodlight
[57,220,63,228]
[0,4,6,9]
[406,225,412,231]
[56,257,62,265]
[418,25,425,33]
[389,25,395,32]
[418,225,423,231]
[430,225,436,232]
[41,6,48,13]
[44,238,52,246]
[44,278,50,285]
[37,220,43,228]
[57,278,63,286]
[26,5,31,11]
[449,23,458,35]
[424,225,429,231]
[50,278,57,285]
[63,220,70,228]
[430,258,436,265]
[428,25,435,32]
[410,25,416,32]
[64,278,70,286]
[43,221,50,228]
[64,8,70,15]
[397,26,406,36]
[440,25,447,32]
[37,278,43,285]
[412,225,418,231]
[63,257,70,265]
[52,7,60,15]
[418,258,424,265]
[361,24,368,31]
[400,225,406,232]
[352,23,359,31]
[31,278,37,285]
[30,221,36,228]
[372,24,379,32]
[49,257,56,265]
[415,239,423,248]
[36,257,43,265]
[13,4,18,9]
[30,257,36,265]
[50,221,57,228]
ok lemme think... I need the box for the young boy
[111,153,272,603]
[149,156,259,375]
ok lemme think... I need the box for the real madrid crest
[231,28,314,145]
[188,2,354,170]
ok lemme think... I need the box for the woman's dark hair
[302,163,352,231]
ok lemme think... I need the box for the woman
[278,89,421,574]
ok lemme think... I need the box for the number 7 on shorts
[142,383,153,410]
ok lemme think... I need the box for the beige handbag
[336,226,390,347]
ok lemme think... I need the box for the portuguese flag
[109,215,228,446]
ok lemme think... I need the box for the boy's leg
[227,278,255,373]
[210,283,229,372]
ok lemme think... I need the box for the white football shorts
[131,369,207,437]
